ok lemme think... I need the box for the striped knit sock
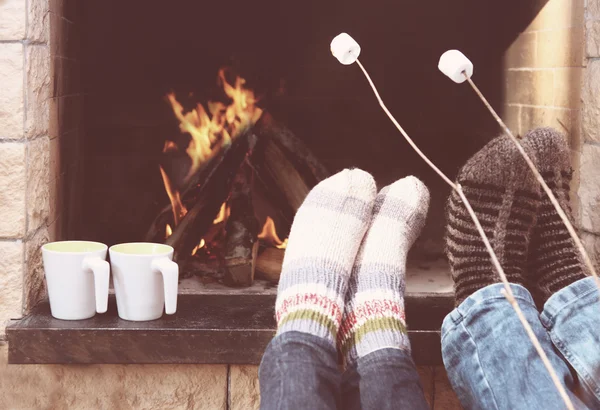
[275,168,376,346]
[522,128,587,303]
[339,176,430,365]
[446,135,541,306]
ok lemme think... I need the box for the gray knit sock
[446,135,541,306]
[522,128,587,304]
[275,169,376,346]
[339,176,430,365]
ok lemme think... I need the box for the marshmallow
[438,50,474,84]
[330,33,361,65]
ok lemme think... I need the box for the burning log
[254,112,329,183]
[250,112,330,224]
[165,132,255,260]
[223,162,260,287]
[255,247,284,283]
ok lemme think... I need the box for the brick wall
[502,0,598,265]
[503,0,584,143]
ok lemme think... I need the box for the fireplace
[1,0,595,406]
[60,0,567,292]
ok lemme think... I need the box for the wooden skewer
[354,58,575,410]
[463,72,600,294]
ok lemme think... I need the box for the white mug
[109,242,179,321]
[42,241,110,320]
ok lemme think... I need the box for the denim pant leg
[341,348,430,410]
[258,331,341,410]
[441,283,586,410]
[541,277,600,409]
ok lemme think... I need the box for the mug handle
[82,256,110,314]
[151,257,179,315]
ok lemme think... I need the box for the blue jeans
[442,277,600,410]
[258,332,429,410]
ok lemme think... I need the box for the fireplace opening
[77,1,549,291]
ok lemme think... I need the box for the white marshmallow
[438,50,474,84]
[330,33,361,65]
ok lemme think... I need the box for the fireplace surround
[0,0,598,407]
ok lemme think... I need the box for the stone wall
[0,0,51,337]
[503,0,584,165]
[0,342,462,409]
[581,0,600,267]
[502,0,600,266]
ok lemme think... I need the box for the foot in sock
[339,176,430,365]
[275,168,377,346]
[522,128,587,304]
[445,135,541,306]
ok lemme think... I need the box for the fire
[160,69,262,243]
[258,217,288,250]
[191,239,206,256]
[166,224,173,238]
[160,166,187,226]
[165,69,262,181]
[213,202,231,224]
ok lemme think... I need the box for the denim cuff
[269,330,338,355]
[443,283,535,330]
[540,277,599,329]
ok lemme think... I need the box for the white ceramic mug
[42,241,110,320]
[109,243,179,321]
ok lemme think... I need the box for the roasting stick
[330,33,575,410]
[457,64,600,293]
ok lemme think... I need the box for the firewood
[249,113,329,226]
[223,162,260,287]
[250,139,309,224]
[166,132,255,260]
[145,136,247,244]
[255,247,284,283]
[254,112,329,183]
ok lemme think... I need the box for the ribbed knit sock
[275,168,376,346]
[522,128,588,303]
[446,135,541,306]
[339,176,430,365]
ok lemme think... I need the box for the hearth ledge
[6,262,453,365]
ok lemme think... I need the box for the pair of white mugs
[42,241,179,321]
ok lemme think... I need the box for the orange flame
[258,217,288,249]
[213,202,231,224]
[166,224,173,238]
[160,166,187,226]
[161,69,262,241]
[191,239,206,256]
[165,69,263,181]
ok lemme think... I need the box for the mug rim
[109,242,174,257]
[42,240,107,254]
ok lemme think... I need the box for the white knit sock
[339,176,430,365]
[275,169,377,346]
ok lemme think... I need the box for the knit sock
[522,128,588,303]
[339,176,430,365]
[446,135,541,306]
[275,168,376,346]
